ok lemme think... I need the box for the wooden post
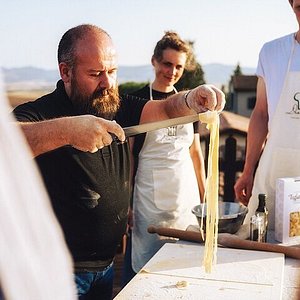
[223,135,237,202]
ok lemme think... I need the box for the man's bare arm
[18,115,125,157]
[234,77,269,204]
[243,77,269,177]
[140,84,225,124]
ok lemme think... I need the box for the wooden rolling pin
[148,225,205,243]
[147,225,300,260]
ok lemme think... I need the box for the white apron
[131,87,200,272]
[245,38,300,230]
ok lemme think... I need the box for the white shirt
[256,33,300,126]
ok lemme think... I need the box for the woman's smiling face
[152,48,187,89]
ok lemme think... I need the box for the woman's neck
[151,80,174,93]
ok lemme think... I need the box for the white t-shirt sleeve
[256,45,266,79]
[254,34,294,123]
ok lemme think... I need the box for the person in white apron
[235,0,300,231]
[122,31,206,283]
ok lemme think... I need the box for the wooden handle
[147,225,204,243]
[148,225,300,260]
[218,234,300,260]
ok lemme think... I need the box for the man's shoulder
[14,90,55,111]
[262,33,293,50]
[15,80,66,109]
[13,83,70,121]
[13,91,55,121]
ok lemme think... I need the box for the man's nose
[98,72,114,89]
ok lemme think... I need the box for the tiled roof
[231,75,257,91]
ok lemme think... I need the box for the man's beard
[69,78,120,120]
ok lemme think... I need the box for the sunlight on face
[152,48,187,88]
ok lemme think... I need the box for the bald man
[14,24,225,299]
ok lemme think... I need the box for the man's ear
[59,62,72,83]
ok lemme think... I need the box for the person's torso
[13,81,148,261]
[256,33,300,126]
[247,36,300,230]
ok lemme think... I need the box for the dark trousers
[121,231,136,287]
[75,262,114,300]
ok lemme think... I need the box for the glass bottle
[250,194,268,242]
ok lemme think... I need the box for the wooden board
[115,243,284,300]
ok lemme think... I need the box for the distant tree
[224,92,234,111]
[118,81,148,95]
[224,63,243,111]
[233,62,243,76]
[175,40,205,91]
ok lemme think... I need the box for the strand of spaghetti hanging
[198,111,220,273]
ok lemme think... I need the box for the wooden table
[114,241,300,300]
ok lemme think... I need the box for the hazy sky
[1,0,297,70]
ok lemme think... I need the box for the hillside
[2,63,256,91]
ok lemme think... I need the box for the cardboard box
[275,177,300,244]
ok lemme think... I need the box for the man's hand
[19,115,126,157]
[68,115,125,153]
[139,84,225,125]
[234,173,254,206]
[186,84,225,113]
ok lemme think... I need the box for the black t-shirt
[13,80,148,262]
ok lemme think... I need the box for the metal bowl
[192,202,248,234]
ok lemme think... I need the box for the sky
[1,0,297,70]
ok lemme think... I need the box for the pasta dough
[198,111,220,272]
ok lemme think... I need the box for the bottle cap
[258,194,267,201]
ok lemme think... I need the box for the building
[228,75,258,117]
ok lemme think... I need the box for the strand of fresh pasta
[199,111,220,273]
